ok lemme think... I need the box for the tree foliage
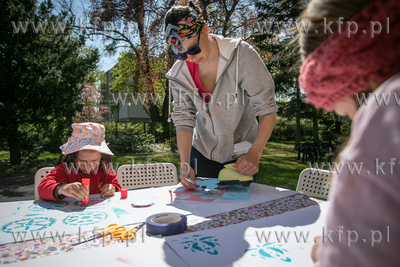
[0,0,99,164]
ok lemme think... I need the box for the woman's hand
[180,164,197,189]
[58,182,88,201]
[232,150,260,176]
[101,184,116,198]
[311,236,322,263]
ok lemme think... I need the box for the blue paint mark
[245,242,291,262]
[177,235,220,255]
[111,207,129,219]
[199,195,217,199]
[28,202,68,212]
[175,194,192,200]
[1,217,57,233]
[175,188,187,192]
[190,191,206,195]
[12,205,23,215]
[72,197,109,209]
[62,211,107,226]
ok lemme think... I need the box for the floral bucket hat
[59,122,114,156]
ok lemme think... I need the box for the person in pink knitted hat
[298,0,400,266]
[38,122,121,201]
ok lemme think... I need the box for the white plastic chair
[116,163,178,190]
[296,168,335,200]
[34,167,55,200]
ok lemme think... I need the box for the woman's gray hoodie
[166,34,278,163]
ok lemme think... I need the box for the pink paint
[115,257,135,266]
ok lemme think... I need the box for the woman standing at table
[297,0,400,265]
[164,0,277,188]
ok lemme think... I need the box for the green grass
[0,151,9,161]
[0,152,59,161]
[258,142,309,190]
[0,142,312,190]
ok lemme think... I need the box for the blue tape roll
[146,213,187,236]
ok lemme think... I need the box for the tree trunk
[115,105,120,138]
[295,86,301,145]
[313,112,319,143]
[335,116,341,134]
[8,124,21,165]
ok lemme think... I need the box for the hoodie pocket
[212,133,235,163]
[194,114,207,137]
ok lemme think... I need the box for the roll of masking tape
[146,213,187,236]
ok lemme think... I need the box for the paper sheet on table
[153,179,226,202]
[168,183,299,218]
[165,201,330,267]
[153,179,253,202]
[218,184,253,200]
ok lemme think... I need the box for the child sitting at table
[38,122,122,201]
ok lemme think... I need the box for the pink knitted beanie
[299,0,400,111]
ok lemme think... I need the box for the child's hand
[58,182,88,201]
[101,184,116,198]
[311,236,322,263]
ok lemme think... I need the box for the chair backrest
[34,167,55,200]
[296,168,334,200]
[117,163,178,190]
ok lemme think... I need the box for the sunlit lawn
[1,142,316,190]
[0,151,59,161]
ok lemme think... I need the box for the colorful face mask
[164,12,206,55]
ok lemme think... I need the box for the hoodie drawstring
[235,43,240,104]
[167,84,172,122]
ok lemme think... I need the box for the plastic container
[81,178,90,206]
[121,189,128,199]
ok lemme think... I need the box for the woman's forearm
[248,115,276,158]
[176,130,193,165]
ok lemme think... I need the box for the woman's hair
[56,152,112,166]
[299,0,375,61]
[164,0,202,31]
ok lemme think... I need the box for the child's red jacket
[38,162,121,201]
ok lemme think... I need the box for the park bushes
[104,122,158,154]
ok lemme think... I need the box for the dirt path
[0,173,35,202]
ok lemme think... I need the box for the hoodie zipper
[207,41,241,161]
[168,78,218,160]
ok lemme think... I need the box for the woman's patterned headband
[164,12,206,54]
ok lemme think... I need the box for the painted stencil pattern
[0,196,124,245]
[172,235,221,255]
[245,242,291,262]
[62,211,108,226]
[1,217,57,233]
